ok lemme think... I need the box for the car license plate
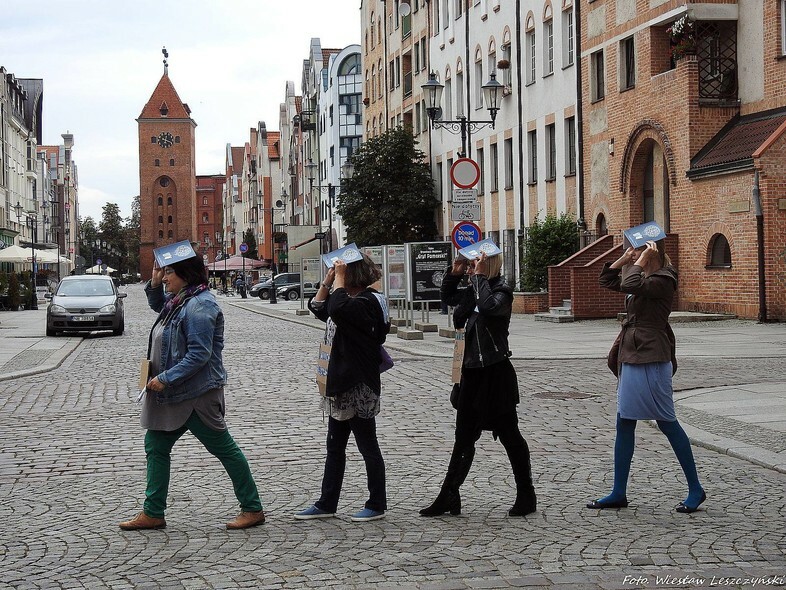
[71,315,95,322]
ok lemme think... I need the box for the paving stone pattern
[0,286,784,589]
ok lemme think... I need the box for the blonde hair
[486,254,503,278]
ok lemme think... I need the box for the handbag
[607,331,621,377]
[379,346,394,373]
[316,343,331,397]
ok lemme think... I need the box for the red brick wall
[512,292,549,314]
[548,234,615,307]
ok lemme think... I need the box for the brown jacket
[600,262,678,376]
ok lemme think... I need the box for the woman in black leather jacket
[420,252,536,517]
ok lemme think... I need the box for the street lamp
[13,201,38,310]
[421,71,504,158]
[305,159,318,227]
[265,199,285,304]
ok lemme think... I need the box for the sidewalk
[1,292,784,474]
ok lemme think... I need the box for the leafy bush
[520,214,579,292]
[8,272,21,310]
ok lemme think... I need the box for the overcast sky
[1,0,360,222]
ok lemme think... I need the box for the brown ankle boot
[119,511,166,530]
[226,510,266,530]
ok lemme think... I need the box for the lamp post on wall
[305,159,318,228]
[263,199,285,304]
[13,201,38,310]
[421,71,504,158]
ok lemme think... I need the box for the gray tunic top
[141,322,227,432]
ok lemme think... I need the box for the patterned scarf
[160,283,208,326]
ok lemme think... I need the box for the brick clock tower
[137,55,197,280]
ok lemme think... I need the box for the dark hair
[343,253,382,289]
[168,255,208,287]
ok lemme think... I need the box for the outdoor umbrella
[85,264,118,274]
[0,245,35,263]
[206,255,267,272]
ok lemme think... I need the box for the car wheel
[287,290,299,301]
[46,326,58,337]
[260,289,270,300]
[113,319,125,336]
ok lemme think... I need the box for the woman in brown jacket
[587,240,706,513]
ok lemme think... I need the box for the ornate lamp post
[421,71,504,158]
[265,199,285,304]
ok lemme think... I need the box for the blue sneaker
[293,505,335,520]
[350,508,385,522]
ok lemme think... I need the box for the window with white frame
[504,138,513,189]
[443,0,450,29]
[490,143,499,192]
[565,116,576,176]
[591,49,605,101]
[544,19,554,75]
[545,123,556,180]
[475,50,484,107]
[562,6,574,67]
[456,70,465,115]
[477,147,485,193]
[620,36,635,91]
[501,41,512,89]
[526,28,536,84]
[445,77,453,119]
[528,130,538,184]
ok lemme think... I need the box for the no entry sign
[450,158,481,189]
[451,221,481,250]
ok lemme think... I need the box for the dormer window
[160,102,169,117]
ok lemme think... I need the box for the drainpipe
[516,0,526,275]
[752,169,767,323]
[575,0,586,230]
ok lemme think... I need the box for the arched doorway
[623,126,674,231]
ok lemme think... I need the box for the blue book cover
[322,243,364,268]
[153,240,197,267]
[622,222,666,249]
[457,238,502,260]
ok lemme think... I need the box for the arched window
[371,13,376,48]
[167,230,173,239]
[339,54,361,76]
[474,47,484,106]
[158,230,164,238]
[157,195,163,206]
[202,213,209,223]
[708,233,731,267]
[154,159,160,167]
[371,65,377,103]
[595,213,608,236]
[167,215,173,224]
[169,159,175,166]
[158,215,163,224]
[167,196,173,205]
[203,196,208,205]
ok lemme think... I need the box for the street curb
[0,338,82,382]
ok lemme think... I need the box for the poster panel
[383,245,406,299]
[404,241,453,302]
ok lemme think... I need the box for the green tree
[241,229,258,260]
[337,127,437,246]
[124,196,141,275]
[100,203,125,271]
[79,216,99,268]
[521,213,579,291]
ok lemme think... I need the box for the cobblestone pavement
[0,286,784,589]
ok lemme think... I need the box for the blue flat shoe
[350,508,385,522]
[586,496,629,509]
[293,505,336,520]
[676,490,706,514]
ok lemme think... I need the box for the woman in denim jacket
[119,254,265,531]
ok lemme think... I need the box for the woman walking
[587,240,706,513]
[119,243,265,530]
[420,251,536,517]
[294,254,390,522]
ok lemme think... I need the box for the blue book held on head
[622,221,666,249]
[457,238,502,260]
[153,240,197,267]
[322,243,364,268]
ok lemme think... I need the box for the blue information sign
[239,243,249,254]
[451,221,481,250]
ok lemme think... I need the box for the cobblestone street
[0,286,784,589]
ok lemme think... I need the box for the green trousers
[143,412,263,518]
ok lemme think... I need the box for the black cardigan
[308,288,389,397]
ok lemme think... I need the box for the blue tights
[598,414,704,506]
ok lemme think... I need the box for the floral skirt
[321,382,380,421]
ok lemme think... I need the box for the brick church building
[551,0,786,321]
[137,66,198,281]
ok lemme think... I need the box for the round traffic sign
[239,242,249,253]
[451,221,481,250]
[450,158,481,189]
[96,258,102,266]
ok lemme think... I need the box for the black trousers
[315,416,387,513]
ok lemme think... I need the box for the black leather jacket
[441,269,513,368]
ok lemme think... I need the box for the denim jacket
[145,282,227,404]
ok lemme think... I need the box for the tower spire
[162,46,169,74]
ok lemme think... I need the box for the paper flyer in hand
[322,243,363,268]
[622,222,666,249]
[457,238,501,260]
[153,240,197,267]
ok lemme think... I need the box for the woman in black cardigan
[295,254,390,522]
[421,252,536,517]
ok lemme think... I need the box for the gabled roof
[268,132,281,159]
[231,146,244,173]
[688,107,786,179]
[138,74,193,120]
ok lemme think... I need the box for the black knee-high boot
[419,446,475,516]
[501,431,536,516]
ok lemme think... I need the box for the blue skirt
[617,362,676,421]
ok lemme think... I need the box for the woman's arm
[157,300,218,387]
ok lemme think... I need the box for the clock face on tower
[157,132,174,148]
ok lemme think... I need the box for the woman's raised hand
[451,256,469,276]
[151,264,164,288]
